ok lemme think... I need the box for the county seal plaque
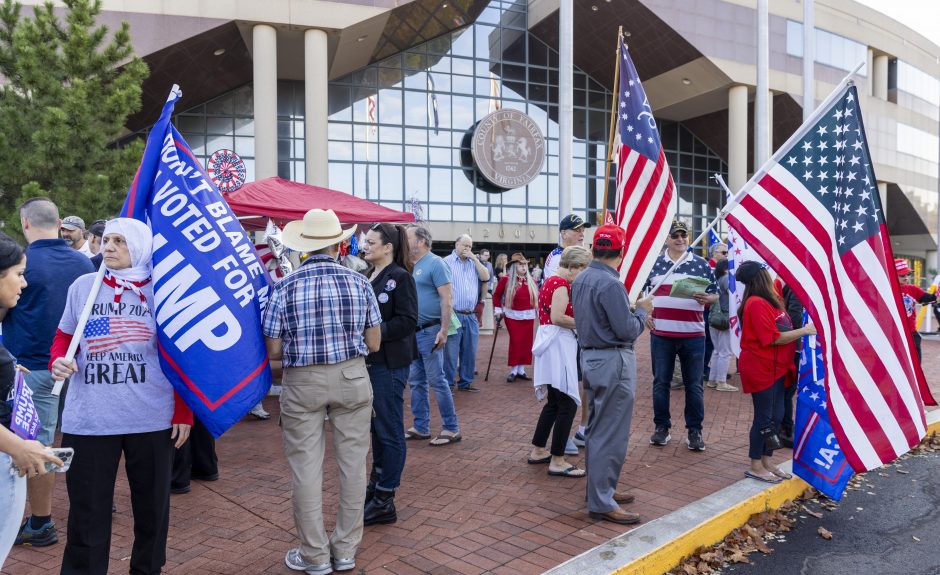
[470,110,545,190]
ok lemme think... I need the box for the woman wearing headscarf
[0,234,62,569]
[359,223,418,525]
[735,261,814,484]
[49,218,192,575]
[493,253,538,382]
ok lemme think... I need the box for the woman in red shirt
[528,246,591,477]
[735,261,815,484]
[493,253,538,381]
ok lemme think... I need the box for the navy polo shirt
[2,239,95,371]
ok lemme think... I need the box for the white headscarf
[103,218,153,303]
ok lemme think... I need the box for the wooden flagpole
[599,27,623,225]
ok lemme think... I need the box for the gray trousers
[582,347,636,513]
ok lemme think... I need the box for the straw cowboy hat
[282,209,356,252]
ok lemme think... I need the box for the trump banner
[793,315,854,500]
[122,85,272,437]
[10,369,41,441]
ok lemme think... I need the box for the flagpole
[51,264,107,396]
[600,27,623,225]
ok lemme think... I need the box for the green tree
[0,0,148,235]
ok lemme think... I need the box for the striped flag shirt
[612,37,677,299]
[644,253,716,338]
[725,85,934,472]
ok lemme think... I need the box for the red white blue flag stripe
[725,85,934,472]
[613,36,677,299]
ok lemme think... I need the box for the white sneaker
[249,403,270,420]
[715,382,739,392]
[333,557,355,572]
[285,548,332,575]
[705,380,718,388]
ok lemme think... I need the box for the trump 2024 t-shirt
[58,273,175,436]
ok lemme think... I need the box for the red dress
[494,275,537,365]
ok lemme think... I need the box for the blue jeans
[749,378,785,460]
[445,313,479,389]
[651,333,705,432]
[0,453,27,568]
[408,326,459,435]
[367,363,408,491]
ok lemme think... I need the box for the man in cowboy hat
[263,208,382,575]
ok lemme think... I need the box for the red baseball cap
[593,224,625,251]
[895,258,912,276]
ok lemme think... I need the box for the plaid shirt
[262,255,381,367]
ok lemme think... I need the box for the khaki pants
[280,356,373,564]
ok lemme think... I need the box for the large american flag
[83,316,154,354]
[612,37,676,299]
[725,85,934,472]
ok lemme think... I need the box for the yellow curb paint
[611,416,940,575]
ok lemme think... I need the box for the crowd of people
[2,198,938,574]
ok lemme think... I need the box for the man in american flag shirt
[643,219,717,451]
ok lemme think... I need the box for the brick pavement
[5,335,939,575]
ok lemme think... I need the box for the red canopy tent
[223,177,415,231]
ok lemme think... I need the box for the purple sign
[10,370,41,441]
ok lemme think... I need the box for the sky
[854,0,940,49]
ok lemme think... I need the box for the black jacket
[366,263,419,369]
[782,285,804,330]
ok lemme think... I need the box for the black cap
[669,219,690,235]
[734,260,765,284]
[88,220,107,238]
[559,214,590,231]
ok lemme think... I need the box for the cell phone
[9,447,73,475]
[46,447,74,473]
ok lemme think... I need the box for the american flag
[83,316,154,354]
[725,85,933,472]
[612,37,677,299]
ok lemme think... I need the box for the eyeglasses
[669,231,688,239]
[716,250,728,255]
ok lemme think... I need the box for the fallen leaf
[818,527,833,540]
[897,469,910,474]
[913,536,921,542]
[802,505,823,518]
[729,551,750,564]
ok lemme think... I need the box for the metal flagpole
[600,28,623,225]
[803,0,815,122]
[644,61,864,298]
[756,0,770,164]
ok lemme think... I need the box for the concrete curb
[546,409,940,575]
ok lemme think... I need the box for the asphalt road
[724,451,940,575]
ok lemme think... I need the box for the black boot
[363,489,397,526]
[365,469,379,504]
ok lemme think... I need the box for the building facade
[43,0,940,270]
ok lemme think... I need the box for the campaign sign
[122,86,272,437]
[792,323,854,501]
[10,370,41,441]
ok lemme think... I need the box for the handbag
[709,305,730,330]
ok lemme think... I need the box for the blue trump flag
[122,86,272,437]
[792,313,854,500]
[708,228,721,247]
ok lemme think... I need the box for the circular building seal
[470,109,545,191]
[207,149,247,192]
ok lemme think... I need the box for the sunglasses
[716,250,728,255]
[669,231,688,239]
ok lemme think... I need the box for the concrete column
[878,181,888,218]
[866,48,875,97]
[873,54,888,100]
[253,24,278,179]
[728,85,748,192]
[305,29,329,187]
